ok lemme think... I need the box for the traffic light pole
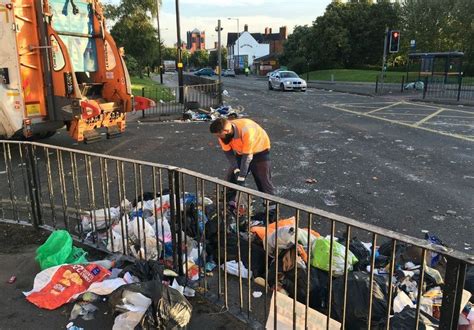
[380,27,388,92]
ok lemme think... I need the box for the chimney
[244,24,248,32]
[264,27,269,35]
[279,26,287,39]
[214,41,218,49]
[269,28,272,34]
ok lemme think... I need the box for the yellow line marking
[367,101,403,114]
[414,108,446,127]
[375,113,436,116]
[336,102,394,105]
[404,101,440,109]
[437,114,474,119]
[323,103,474,142]
[439,108,474,115]
[422,123,474,127]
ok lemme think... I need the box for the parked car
[268,70,307,92]
[222,69,236,77]
[194,68,215,76]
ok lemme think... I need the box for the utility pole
[216,20,223,104]
[175,0,184,104]
[228,18,239,73]
[156,0,163,84]
[380,27,388,92]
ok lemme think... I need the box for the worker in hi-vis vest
[210,117,276,221]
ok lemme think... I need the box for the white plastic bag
[221,260,253,279]
[267,226,295,255]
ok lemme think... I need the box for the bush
[125,55,140,76]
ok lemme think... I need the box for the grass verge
[303,69,408,83]
[130,76,175,101]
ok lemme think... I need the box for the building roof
[253,53,279,62]
[226,31,285,47]
[191,28,201,34]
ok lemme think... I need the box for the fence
[375,74,406,95]
[422,76,474,102]
[1,140,472,329]
[140,82,222,118]
[375,73,474,102]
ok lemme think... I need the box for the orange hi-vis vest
[218,119,270,155]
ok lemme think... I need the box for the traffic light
[389,30,400,53]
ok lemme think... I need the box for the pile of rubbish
[183,105,244,122]
[25,188,474,329]
[404,80,425,90]
[23,229,192,329]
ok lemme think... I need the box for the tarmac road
[35,73,474,251]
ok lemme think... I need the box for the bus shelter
[406,52,464,82]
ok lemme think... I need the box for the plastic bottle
[90,259,115,269]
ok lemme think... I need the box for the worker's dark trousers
[226,156,276,221]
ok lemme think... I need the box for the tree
[189,50,209,68]
[279,25,313,72]
[105,0,162,78]
[162,47,177,60]
[209,47,228,69]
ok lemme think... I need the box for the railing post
[439,257,467,329]
[24,144,41,228]
[457,75,462,102]
[141,88,145,118]
[423,76,428,99]
[168,169,184,275]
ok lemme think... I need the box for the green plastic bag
[36,230,88,270]
[311,238,358,276]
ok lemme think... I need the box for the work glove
[236,176,246,187]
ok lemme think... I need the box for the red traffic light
[389,30,400,53]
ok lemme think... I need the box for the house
[186,28,205,53]
[227,25,287,74]
[253,27,288,76]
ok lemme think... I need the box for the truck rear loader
[0,0,152,142]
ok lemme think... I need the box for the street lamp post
[228,17,239,73]
[175,0,184,104]
[216,20,223,104]
[155,0,163,84]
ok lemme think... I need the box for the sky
[105,0,332,48]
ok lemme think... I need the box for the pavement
[0,223,246,330]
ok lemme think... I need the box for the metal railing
[422,75,474,102]
[1,140,472,329]
[140,82,222,119]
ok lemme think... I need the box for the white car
[268,71,307,92]
[266,68,282,78]
[222,69,236,77]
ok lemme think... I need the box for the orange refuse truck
[0,0,153,142]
